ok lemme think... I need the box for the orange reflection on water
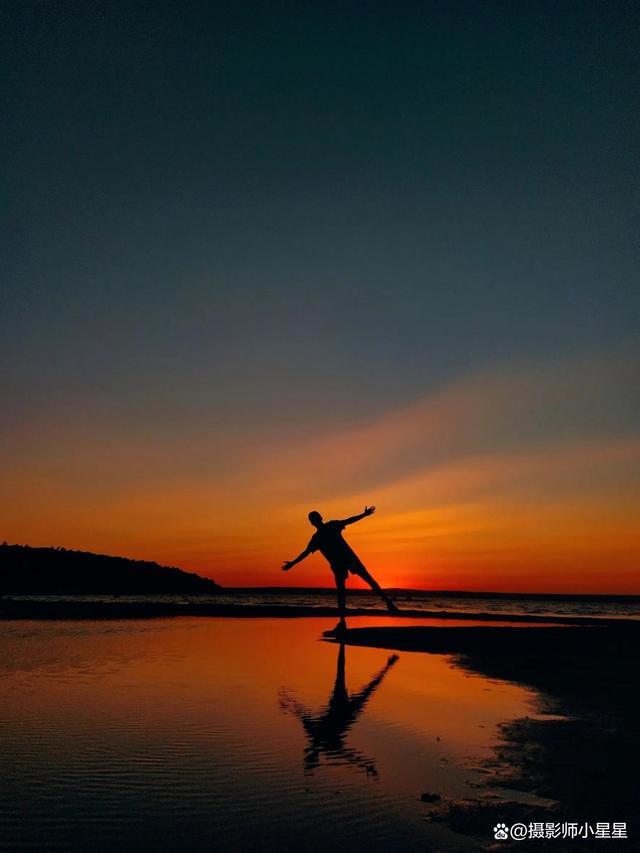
[0,617,540,851]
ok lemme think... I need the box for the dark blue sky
[4,1,639,422]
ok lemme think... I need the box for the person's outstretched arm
[342,505,376,526]
[282,547,311,571]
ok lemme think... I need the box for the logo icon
[494,823,509,840]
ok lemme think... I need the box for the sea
[7,588,640,620]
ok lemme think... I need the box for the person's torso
[310,521,361,569]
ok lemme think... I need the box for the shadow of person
[279,643,399,775]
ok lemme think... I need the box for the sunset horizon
[3,345,640,594]
[5,536,639,595]
[5,344,638,594]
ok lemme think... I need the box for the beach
[331,619,640,849]
[1,600,637,851]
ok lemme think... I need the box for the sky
[2,1,639,592]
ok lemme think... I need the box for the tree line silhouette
[0,543,221,595]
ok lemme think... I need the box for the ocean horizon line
[218,587,640,602]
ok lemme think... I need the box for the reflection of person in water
[282,506,398,636]
[279,643,399,774]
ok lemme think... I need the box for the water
[0,617,544,851]
[9,589,640,619]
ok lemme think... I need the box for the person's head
[308,510,323,528]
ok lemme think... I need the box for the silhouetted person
[282,505,398,635]
[279,643,399,774]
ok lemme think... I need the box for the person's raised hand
[364,505,376,516]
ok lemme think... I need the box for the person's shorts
[331,564,364,580]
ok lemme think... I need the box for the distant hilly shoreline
[0,543,220,594]
[1,544,637,601]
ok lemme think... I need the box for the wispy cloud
[1,346,638,590]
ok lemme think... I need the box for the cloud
[249,344,640,505]
[1,344,638,589]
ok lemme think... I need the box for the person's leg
[324,572,347,635]
[354,565,399,612]
[335,572,347,628]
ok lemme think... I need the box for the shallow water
[11,590,639,619]
[0,617,541,851]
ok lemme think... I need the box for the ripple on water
[0,617,540,852]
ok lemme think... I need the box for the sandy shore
[330,622,640,850]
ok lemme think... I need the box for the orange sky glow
[2,348,639,593]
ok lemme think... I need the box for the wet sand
[331,621,640,850]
